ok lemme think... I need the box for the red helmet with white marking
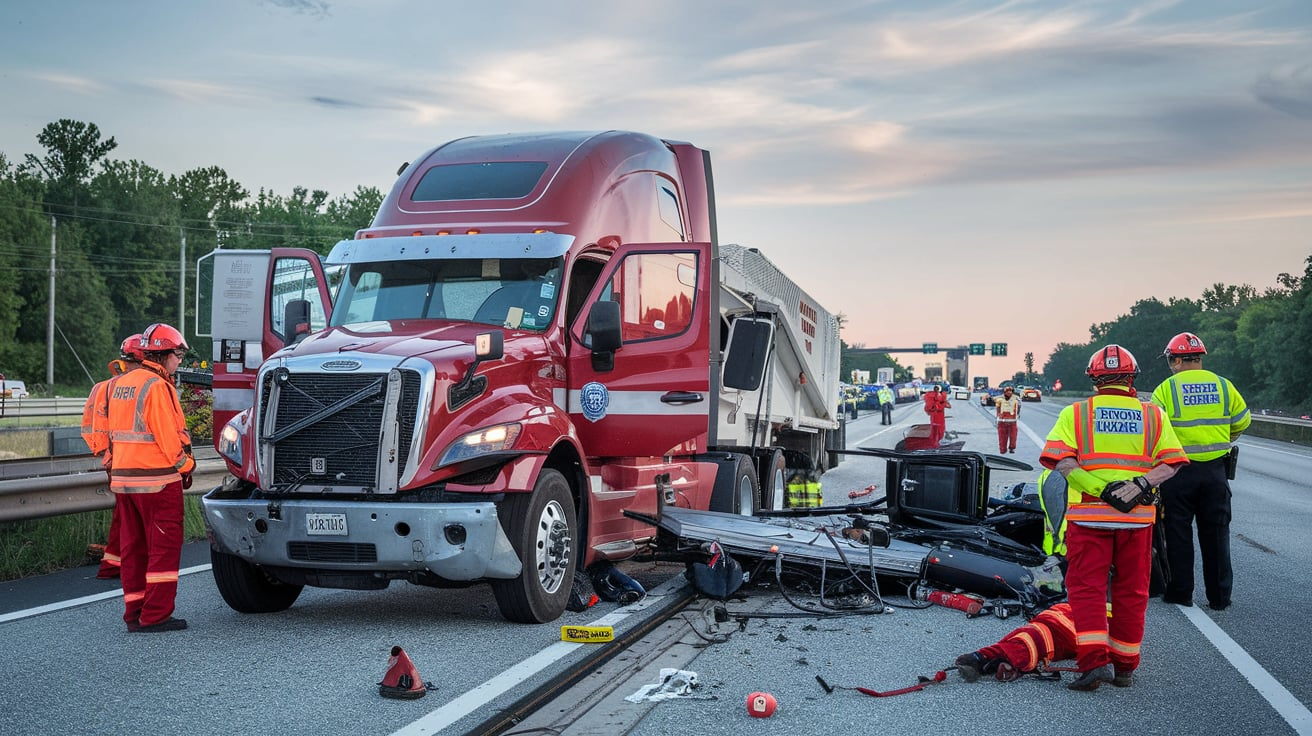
[1086,344,1140,385]
[119,334,144,362]
[1163,332,1206,358]
[139,323,189,353]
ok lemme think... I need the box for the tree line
[0,119,382,390]
[1040,273,1312,415]
[2,119,1309,415]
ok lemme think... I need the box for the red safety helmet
[1163,332,1206,358]
[139,323,189,353]
[119,333,145,362]
[1086,344,1140,384]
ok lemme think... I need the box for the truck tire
[758,449,787,511]
[210,549,303,613]
[710,453,758,516]
[491,469,578,624]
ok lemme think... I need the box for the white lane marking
[1020,421,1047,450]
[1236,437,1310,459]
[856,424,904,445]
[0,564,212,624]
[391,587,674,736]
[1179,605,1312,734]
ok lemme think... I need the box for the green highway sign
[969,343,986,355]
[922,342,938,354]
[991,343,1008,357]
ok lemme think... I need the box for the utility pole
[179,227,186,338]
[47,216,55,387]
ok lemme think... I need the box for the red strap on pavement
[826,670,948,698]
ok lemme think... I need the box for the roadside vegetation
[0,118,382,398]
[0,497,208,582]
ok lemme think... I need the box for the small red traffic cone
[379,646,428,699]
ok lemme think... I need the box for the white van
[0,380,29,398]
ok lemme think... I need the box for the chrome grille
[261,370,421,490]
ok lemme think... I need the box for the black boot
[1067,664,1113,691]
[954,652,1003,683]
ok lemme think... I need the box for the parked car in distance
[1021,386,1042,402]
[0,379,29,399]
[951,385,971,401]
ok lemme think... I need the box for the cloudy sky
[2,0,1309,379]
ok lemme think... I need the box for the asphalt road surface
[2,395,1309,735]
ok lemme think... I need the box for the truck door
[201,247,333,443]
[566,242,712,458]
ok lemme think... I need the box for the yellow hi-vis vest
[1150,369,1250,462]
[1041,393,1187,527]
[786,472,822,508]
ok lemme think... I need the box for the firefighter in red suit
[1040,345,1187,689]
[955,603,1078,682]
[80,334,143,579]
[105,323,195,633]
[923,384,950,445]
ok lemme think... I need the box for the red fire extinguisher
[917,587,985,615]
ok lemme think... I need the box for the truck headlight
[436,423,522,467]
[217,419,243,467]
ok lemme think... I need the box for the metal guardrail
[0,449,230,523]
[1247,414,1312,446]
[0,397,86,424]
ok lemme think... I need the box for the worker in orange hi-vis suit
[105,323,195,633]
[923,384,950,445]
[954,603,1078,683]
[1040,345,1187,691]
[80,335,143,579]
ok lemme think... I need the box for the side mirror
[284,299,312,346]
[586,301,622,371]
[723,317,774,391]
[475,331,504,362]
[449,331,504,411]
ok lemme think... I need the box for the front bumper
[202,493,522,581]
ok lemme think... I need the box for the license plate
[306,513,348,536]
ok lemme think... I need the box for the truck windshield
[329,256,564,331]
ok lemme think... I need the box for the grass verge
[0,496,209,582]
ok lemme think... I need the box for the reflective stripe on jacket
[786,474,822,508]
[81,379,112,458]
[80,360,129,462]
[107,362,195,494]
[1150,369,1250,462]
[996,395,1020,422]
[1040,392,1187,528]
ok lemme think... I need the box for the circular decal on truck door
[580,381,609,422]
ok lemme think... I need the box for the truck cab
[199,131,839,623]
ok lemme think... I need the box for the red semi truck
[198,131,841,623]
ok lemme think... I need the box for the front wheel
[211,549,303,613]
[491,469,578,624]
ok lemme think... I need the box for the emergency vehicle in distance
[197,131,842,623]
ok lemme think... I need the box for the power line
[0,199,369,237]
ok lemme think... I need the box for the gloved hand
[1100,476,1155,513]
[181,472,193,490]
